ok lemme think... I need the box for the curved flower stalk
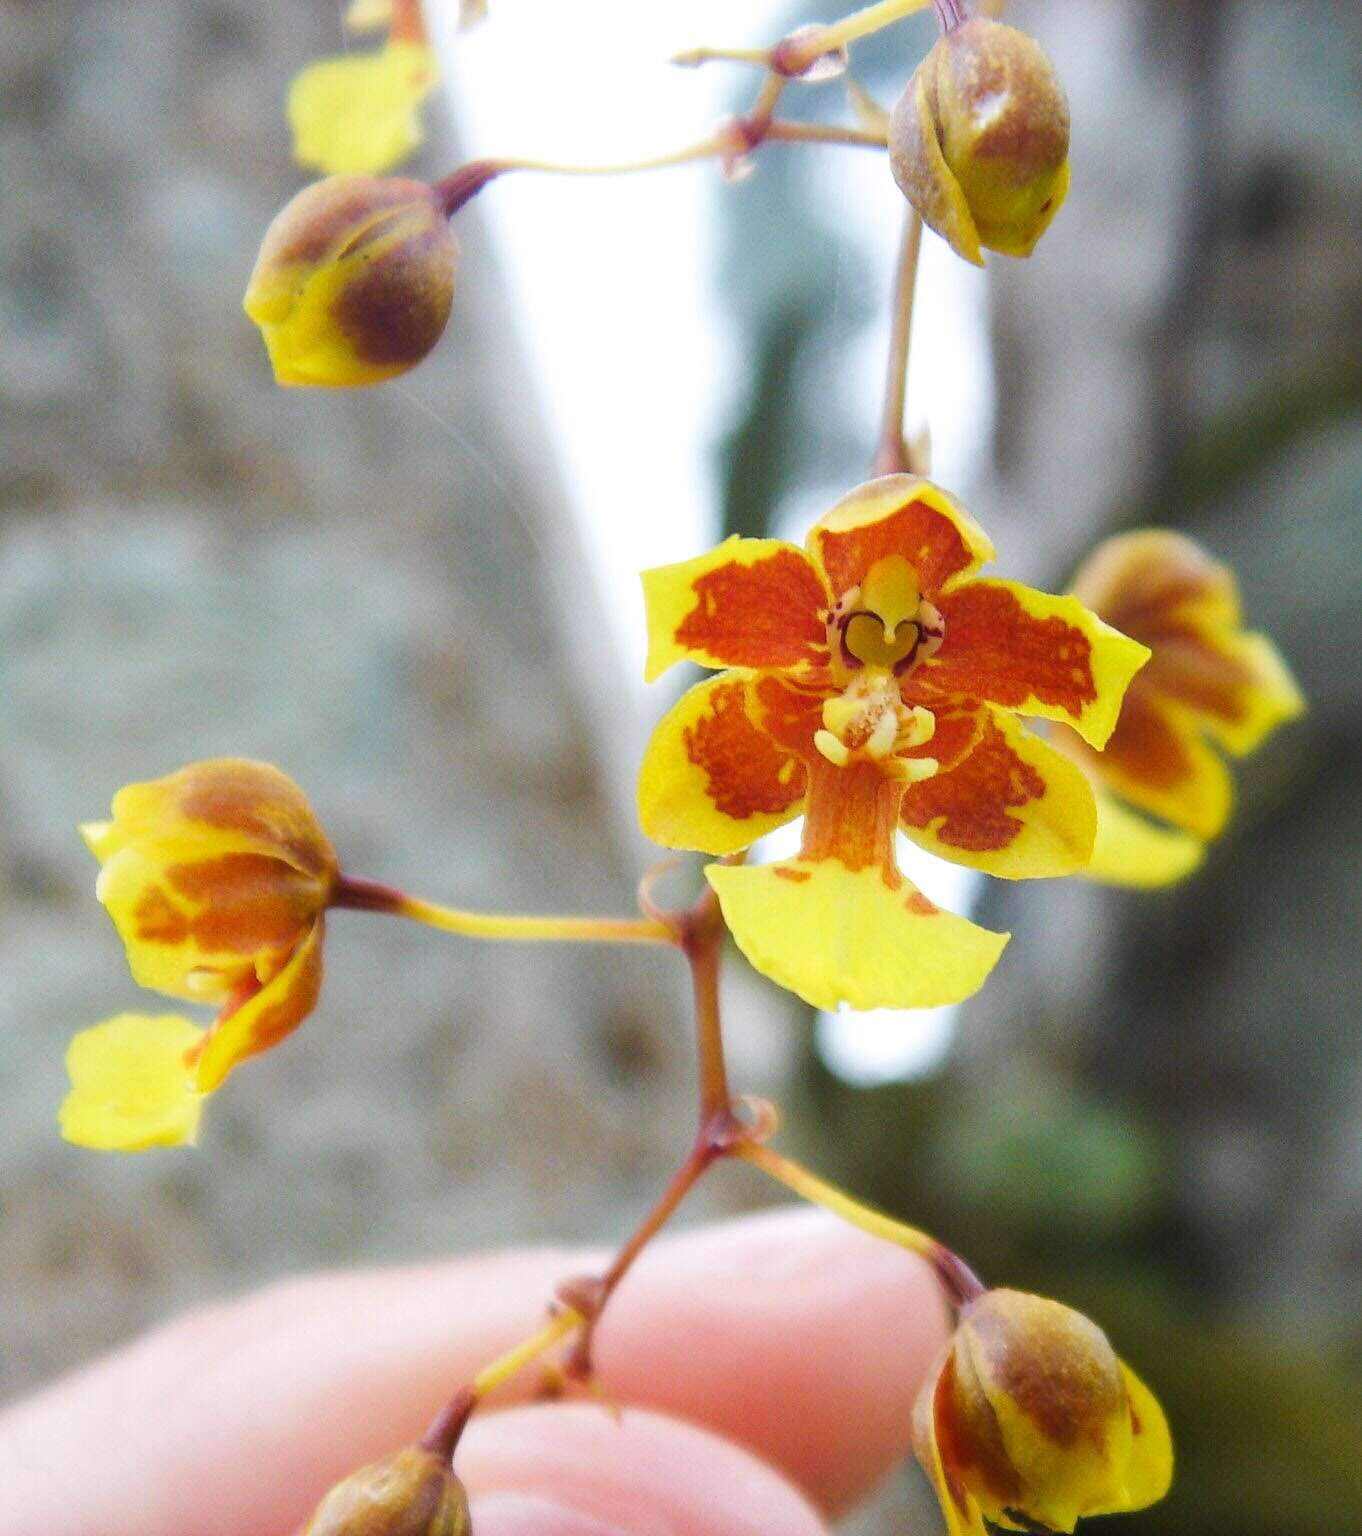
[289,0,440,176]
[638,475,1150,1011]
[1054,530,1304,886]
[914,1288,1172,1536]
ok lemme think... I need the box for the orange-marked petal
[641,538,830,682]
[808,475,994,601]
[194,918,325,1092]
[707,858,1007,1012]
[1137,624,1303,757]
[638,672,810,856]
[913,1360,992,1536]
[1071,528,1241,637]
[920,578,1149,749]
[1071,693,1232,840]
[106,759,337,881]
[900,709,1096,878]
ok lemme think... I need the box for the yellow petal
[921,578,1150,750]
[195,918,325,1092]
[706,858,1007,1011]
[60,1013,205,1152]
[913,1366,992,1536]
[1082,784,1205,888]
[641,537,830,683]
[638,672,809,855]
[1161,627,1305,758]
[900,708,1096,879]
[1111,1362,1174,1512]
[288,42,439,176]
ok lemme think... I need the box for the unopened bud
[300,1446,470,1536]
[244,175,458,387]
[889,19,1070,266]
[914,1289,1172,1534]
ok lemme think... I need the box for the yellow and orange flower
[914,1288,1172,1536]
[61,760,338,1151]
[289,0,440,177]
[638,475,1150,1010]
[1055,530,1304,886]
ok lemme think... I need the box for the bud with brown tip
[244,175,458,387]
[913,1289,1172,1535]
[889,18,1070,266]
[300,1446,471,1536]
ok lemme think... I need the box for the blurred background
[1,2,1359,1533]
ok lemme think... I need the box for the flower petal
[638,673,814,855]
[1071,528,1240,636]
[1070,692,1233,840]
[1082,784,1205,888]
[104,759,337,881]
[915,578,1149,749]
[706,859,1007,1011]
[288,42,439,176]
[194,918,326,1092]
[1111,1362,1174,1512]
[900,709,1096,878]
[641,538,830,682]
[808,475,994,602]
[1138,625,1303,757]
[93,843,327,1002]
[60,1013,205,1151]
[913,1361,991,1536]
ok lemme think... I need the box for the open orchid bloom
[639,475,1149,1011]
[61,760,337,1150]
[289,0,440,176]
[1055,530,1304,886]
[913,1288,1172,1536]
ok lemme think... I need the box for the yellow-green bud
[300,1446,471,1536]
[244,175,458,388]
[912,1289,1172,1536]
[889,19,1070,266]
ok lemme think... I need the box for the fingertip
[463,1403,829,1536]
[594,1206,949,1513]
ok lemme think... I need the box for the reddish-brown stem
[932,0,968,33]
[419,1386,474,1462]
[680,888,732,1118]
[873,209,925,477]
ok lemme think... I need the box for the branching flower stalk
[56,4,1311,1532]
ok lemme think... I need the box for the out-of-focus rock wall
[0,0,704,1398]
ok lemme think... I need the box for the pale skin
[0,1209,950,1536]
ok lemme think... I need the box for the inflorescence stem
[873,208,925,476]
[677,0,934,76]
[331,873,674,946]
[737,1141,986,1308]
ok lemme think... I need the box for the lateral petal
[193,918,326,1092]
[918,578,1149,749]
[288,42,440,176]
[900,709,1096,879]
[638,673,812,856]
[706,859,1007,1012]
[1110,1363,1174,1512]
[641,538,831,682]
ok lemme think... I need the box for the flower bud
[244,175,458,387]
[300,1446,470,1536]
[913,1289,1172,1535]
[889,19,1070,266]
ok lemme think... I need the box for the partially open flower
[889,18,1070,266]
[244,175,458,388]
[61,760,337,1151]
[300,1446,470,1536]
[914,1289,1172,1536]
[1055,530,1304,886]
